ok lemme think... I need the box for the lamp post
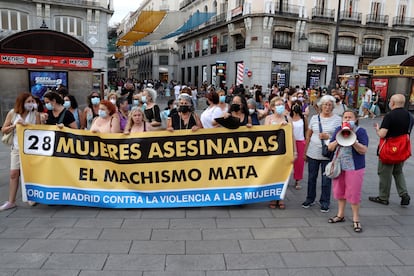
[328,0,341,92]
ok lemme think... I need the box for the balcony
[340,11,362,24]
[337,46,355,55]
[273,41,291,50]
[362,47,381,58]
[311,8,335,21]
[366,14,389,26]
[392,16,414,27]
[274,3,301,18]
[308,43,329,53]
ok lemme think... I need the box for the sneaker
[0,201,16,211]
[27,201,37,207]
[368,196,389,205]
[302,200,315,208]
[401,194,411,206]
[363,115,369,118]
[320,204,330,213]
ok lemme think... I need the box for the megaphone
[336,122,357,146]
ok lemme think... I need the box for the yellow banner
[17,124,293,208]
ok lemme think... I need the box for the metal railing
[274,3,302,17]
[392,16,414,26]
[337,46,355,55]
[366,14,389,25]
[312,7,335,20]
[340,11,362,23]
[308,44,329,53]
[272,41,291,50]
[362,47,381,58]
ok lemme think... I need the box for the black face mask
[335,98,340,103]
[206,100,210,106]
[178,105,190,113]
[230,103,241,112]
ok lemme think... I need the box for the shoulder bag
[2,109,16,146]
[325,147,341,179]
[318,115,334,159]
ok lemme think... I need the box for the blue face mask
[45,103,53,111]
[275,105,285,115]
[141,96,147,103]
[91,97,100,105]
[63,101,71,109]
[348,120,356,129]
[98,109,107,118]
[219,95,226,103]
[133,99,139,106]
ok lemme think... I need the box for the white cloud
[109,0,143,26]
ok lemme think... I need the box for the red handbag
[378,134,411,164]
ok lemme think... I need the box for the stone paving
[0,104,414,275]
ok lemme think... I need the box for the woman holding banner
[167,93,202,131]
[327,110,368,233]
[90,100,121,133]
[264,96,295,209]
[124,107,153,133]
[0,92,41,211]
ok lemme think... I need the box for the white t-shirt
[364,89,372,103]
[174,85,181,99]
[306,114,342,160]
[200,105,223,128]
[292,119,305,141]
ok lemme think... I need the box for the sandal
[328,216,345,223]
[295,181,302,190]
[353,221,362,233]
[268,200,278,209]
[278,200,286,209]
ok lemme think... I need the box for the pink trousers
[294,140,306,181]
[333,168,365,204]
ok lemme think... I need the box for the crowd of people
[1,81,412,234]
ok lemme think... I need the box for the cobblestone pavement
[0,101,413,275]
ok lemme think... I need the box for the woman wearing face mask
[327,110,368,233]
[82,91,101,130]
[63,94,82,129]
[290,100,308,190]
[167,93,202,131]
[43,91,77,128]
[225,95,252,127]
[217,90,229,112]
[302,95,342,213]
[247,98,267,125]
[264,96,296,209]
[0,92,41,211]
[200,91,222,128]
[90,100,121,133]
[142,88,162,128]
[117,97,130,132]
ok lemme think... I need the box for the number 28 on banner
[23,130,55,156]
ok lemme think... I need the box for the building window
[159,56,169,65]
[181,46,186,60]
[211,35,218,54]
[235,34,245,50]
[273,31,292,50]
[55,16,83,36]
[370,1,381,20]
[187,42,193,58]
[202,38,209,56]
[271,61,290,87]
[337,36,355,54]
[308,33,329,53]
[220,34,228,52]
[0,9,29,31]
[388,38,405,56]
[363,38,381,57]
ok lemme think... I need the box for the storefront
[368,55,414,111]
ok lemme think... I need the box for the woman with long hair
[124,107,152,133]
[0,92,41,211]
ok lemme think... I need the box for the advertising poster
[29,71,68,99]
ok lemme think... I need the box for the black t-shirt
[144,105,161,123]
[381,108,412,137]
[46,109,75,127]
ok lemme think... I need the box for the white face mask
[110,99,116,105]
[248,108,255,115]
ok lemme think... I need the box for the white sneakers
[0,201,16,211]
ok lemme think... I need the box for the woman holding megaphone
[327,110,369,233]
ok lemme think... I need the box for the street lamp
[328,0,342,92]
